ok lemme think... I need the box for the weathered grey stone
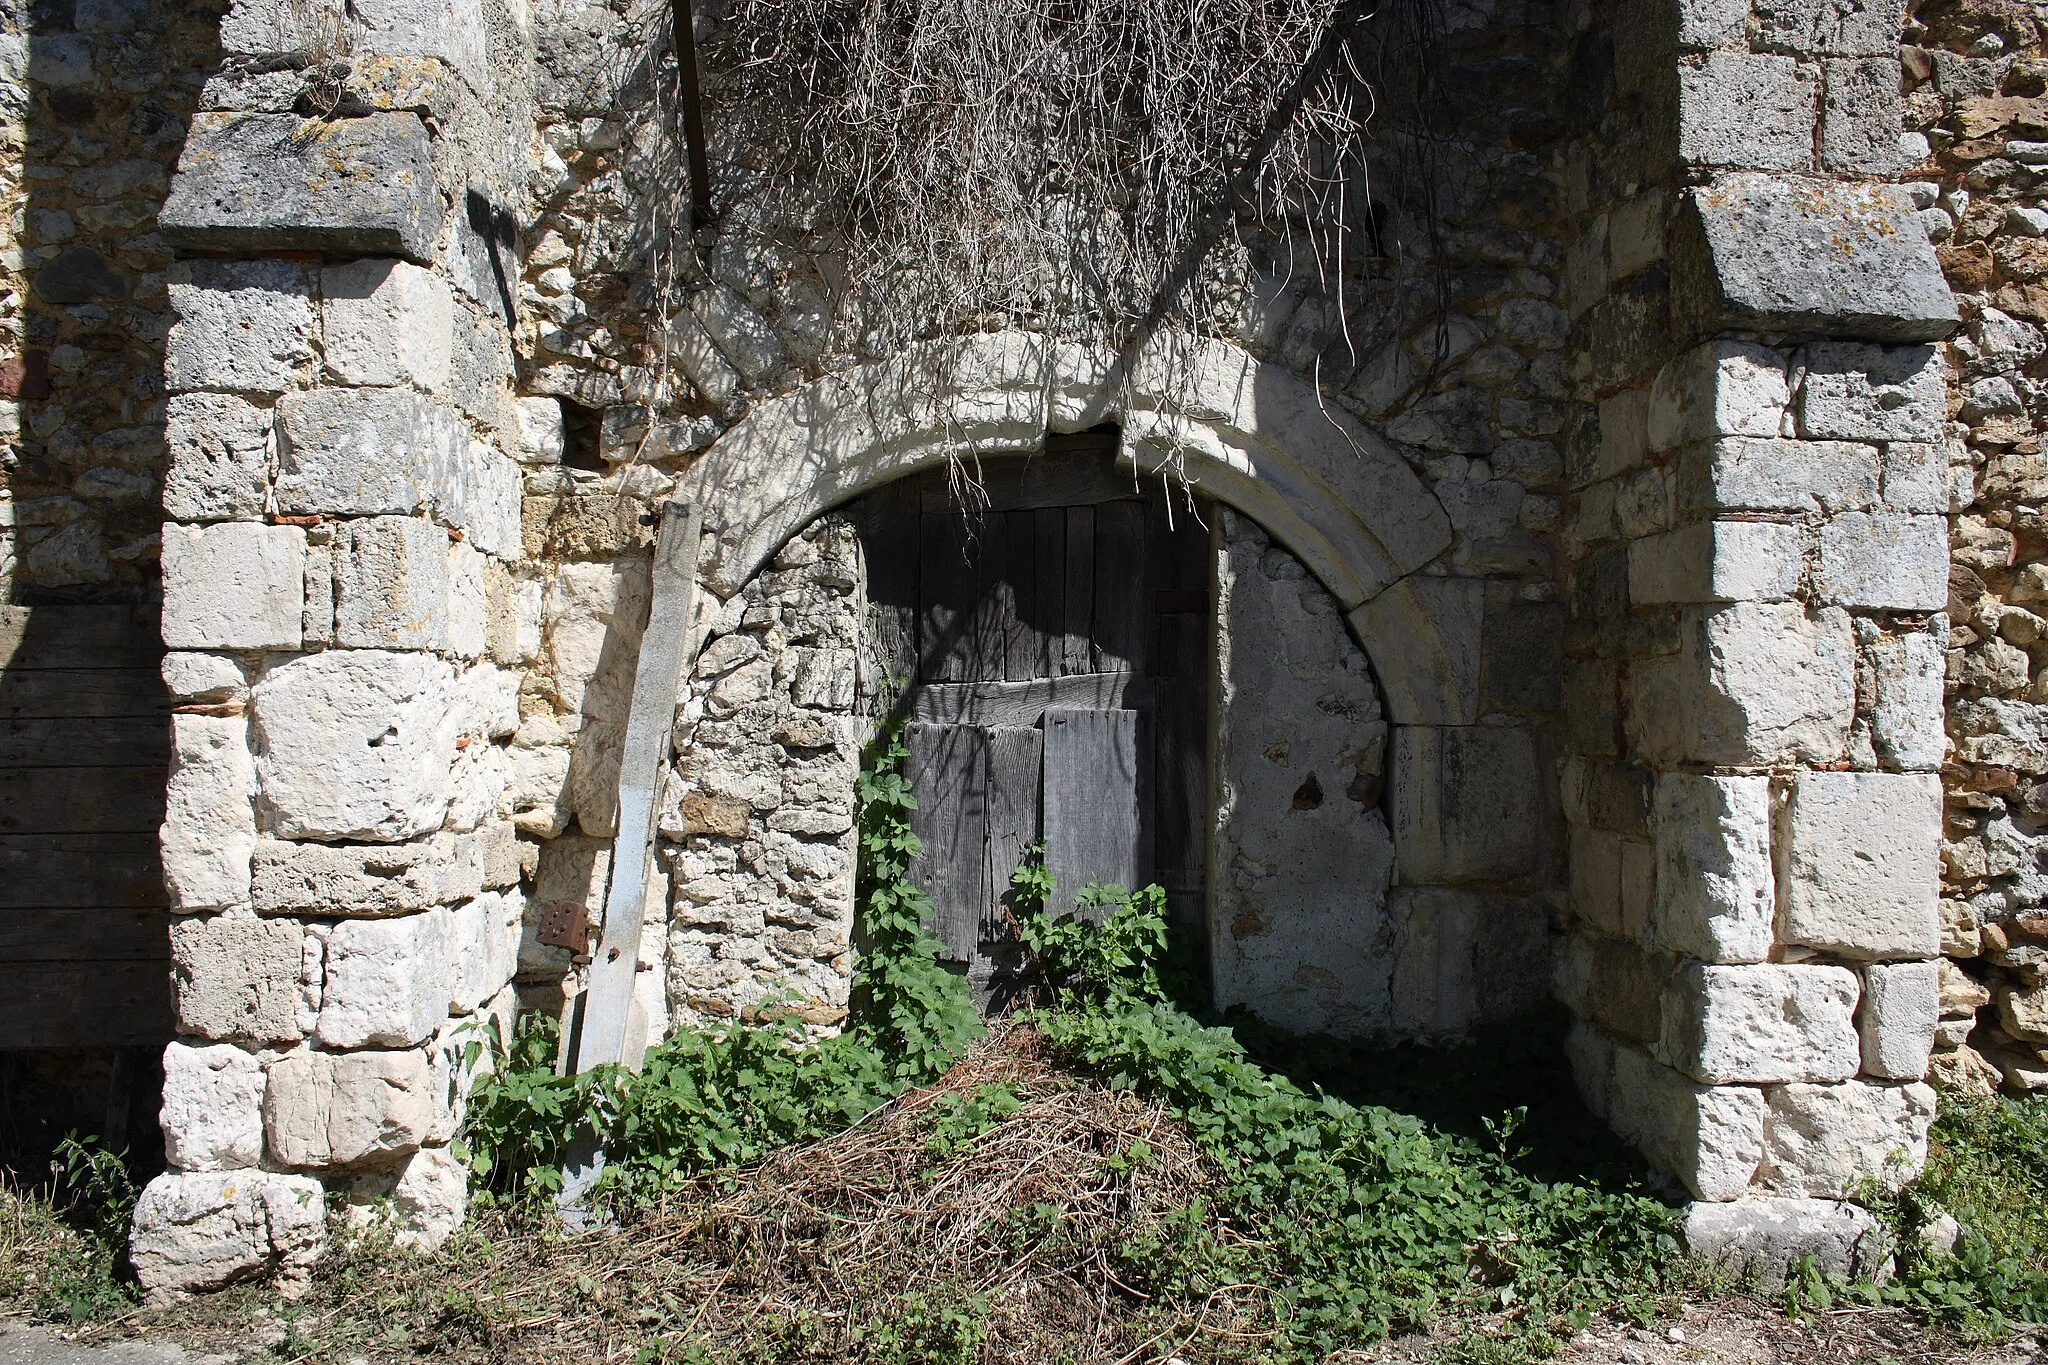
[316,909,451,1048]
[1859,960,1939,1080]
[1659,962,1862,1085]
[515,397,564,466]
[1677,53,1814,171]
[274,388,467,519]
[165,259,314,395]
[1629,603,1855,766]
[1675,437,1881,514]
[164,393,270,522]
[1682,1198,1890,1292]
[451,889,522,1016]
[161,523,304,652]
[1648,342,1791,452]
[169,915,305,1045]
[322,259,454,392]
[1652,774,1774,964]
[1388,889,1551,1037]
[162,653,247,705]
[1390,725,1552,886]
[34,246,127,304]
[1605,1044,1767,1201]
[162,714,258,914]
[1865,627,1946,771]
[1799,344,1945,444]
[1630,521,1801,603]
[1753,0,1903,56]
[251,824,514,917]
[334,516,452,652]
[129,1170,325,1293]
[251,650,461,843]
[1822,58,1906,175]
[391,1145,467,1250]
[160,1043,265,1172]
[1553,934,1666,1044]
[1776,771,1941,960]
[160,113,445,264]
[1671,175,1958,343]
[1815,513,1947,610]
[263,1047,438,1168]
[1345,575,1481,726]
[1758,1080,1936,1196]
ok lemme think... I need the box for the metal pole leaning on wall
[673,0,714,230]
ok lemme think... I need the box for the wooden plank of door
[1151,678,1208,926]
[1091,501,1148,675]
[917,455,1141,513]
[910,673,1145,726]
[983,725,1042,943]
[1032,508,1065,679]
[1003,512,1041,681]
[0,960,172,1049]
[1060,508,1094,676]
[0,767,165,834]
[852,478,920,693]
[0,907,168,960]
[0,715,169,767]
[920,513,976,682]
[1,606,161,670]
[970,512,1009,681]
[573,501,701,1074]
[1041,707,1145,920]
[0,835,163,908]
[904,721,988,961]
[0,670,171,719]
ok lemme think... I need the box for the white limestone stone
[453,439,523,560]
[321,258,453,392]
[1651,773,1774,963]
[1865,626,1946,771]
[163,392,270,522]
[1776,771,1941,960]
[1564,1020,1619,1121]
[274,387,466,518]
[515,396,564,465]
[263,1047,438,1168]
[1648,341,1791,451]
[1628,603,1855,766]
[333,515,451,651]
[169,914,305,1044]
[129,1170,325,1292]
[1815,512,1948,610]
[1658,962,1862,1084]
[450,888,522,1015]
[1629,520,1801,604]
[1859,960,1939,1080]
[251,649,461,842]
[1679,437,1881,514]
[1682,1197,1888,1290]
[1757,1080,1936,1196]
[545,558,650,721]
[161,651,246,703]
[161,522,304,651]
[162,713,257,912]
[164,259,313,395]
[1676,51,1816,171]
[250,823,515,917]
[1605,1044,1767,1201]
[1390,724,1550,886]
[1797,343,1945,443]
[392,1145,468,1250]
[160,1042,265,1172]
[446,540,488,659]
[315,908,451,1047]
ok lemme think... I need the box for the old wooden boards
[849,441,1211,1001]
[0,605,171,1049]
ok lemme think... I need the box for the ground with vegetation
[2,725,2047,1362]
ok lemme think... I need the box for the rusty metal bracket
[536,901,593,965]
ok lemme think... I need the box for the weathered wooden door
[848,435,1210,1004]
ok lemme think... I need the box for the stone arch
[683,331,1470,723]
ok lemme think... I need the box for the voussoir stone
[130,1170,326,1293]
[1658,962,1862,1084]
[160,112,444,263]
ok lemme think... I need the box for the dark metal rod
[672,0,714,229]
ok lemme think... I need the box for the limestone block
[263,1047,437,1168]
[161,523,304,652]
[1628,603,1854,766]
[545,558,651,721]
[1387,888,1550,1037]
[515,397,564,466]
[1647,342,1790,452]
[275,388,466,519]
[1389,725,1552,886]
[334,516,451,651]
[162,652,246,704]
[251,649,460,842]
[1758,1080,1935,1196]
[1753,0,1904,56]
[1552,933,1665,1044]
[1996,977,2048,1044]
[129,1170,325,1293]
[464,442,524,562]
[1569,825,1626,936]
[1681,1198,1888,1291]
[160,1042,265,1172]
[316,908,451,1047]
[1677,53,1814,171]
[1798,344,1946,443]
[1815,512,1946,610]
[1652,774,1774,964]
[1865,627,1946,770]
[170,914,304,1044]
[1859,961,1939,1080]
[164,393,270,522]
[1822,58,1905,175]
[1565,1021,1619,1121]
[1671,175,1958,344]
[322,259,454,392]
[160,113,444,264]
[1658,962,1862,1084]
[1776,771,1941,960]
[447,541,487,659]
[1605,1044,1767,1201]
[392,1145,467,1250]
[1629,521,1801,604]
[251,825,511,916]
[451,889,522,1015]
[1880,442,1945,514]
[162,713,257,913]
[164,259,313,395]
[1675,437,1880,515]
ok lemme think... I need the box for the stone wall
[1554,0,1957,1261]
[1905,0,2048,1100]
[129,0,537,1291]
